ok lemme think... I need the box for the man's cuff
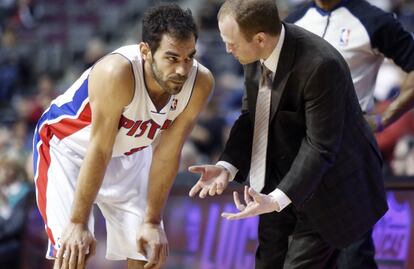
[216,161,238,182]
[268,188,292,212]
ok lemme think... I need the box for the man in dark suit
[188,0,388,268]
[285,1,414,268]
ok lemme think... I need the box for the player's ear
[139,42,152,61]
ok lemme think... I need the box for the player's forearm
[382,71,414,127]
[144,154,180,224]
[70,145,112,224]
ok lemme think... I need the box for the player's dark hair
[142,4,198,53]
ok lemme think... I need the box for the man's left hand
[221,186,279,220]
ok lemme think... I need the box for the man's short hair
[142,4,198,53]
[218,0,281,41]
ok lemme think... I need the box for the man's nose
[175,64,188,76]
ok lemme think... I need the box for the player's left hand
[222,186,279,220]
[136,222,168,269]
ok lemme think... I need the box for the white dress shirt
[217,25,292,212]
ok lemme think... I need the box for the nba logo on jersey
[171,98,178,111]
[339,28,351,46]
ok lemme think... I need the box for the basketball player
[32,4,213,269]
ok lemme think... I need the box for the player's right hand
[188,164,230,198]
[55,222,96,269]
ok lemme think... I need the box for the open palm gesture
[222,186,279,220]
[188,165,230,198]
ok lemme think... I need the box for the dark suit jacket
[220,23,388,248]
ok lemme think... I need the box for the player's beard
[150,60,185,95]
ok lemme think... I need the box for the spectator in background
[0,157,31,269]
[12,0,37,30]
[0,127,11,154]
[22,74,58,128]
[0,27,21,105]
[83,37,107,70]
[0,0,15,33]
[35,74,57,110]
[198,0,221,30]
[5,73,58,163]
[285,0,414,268]
[0,122,31,168]
[190,95,227,162]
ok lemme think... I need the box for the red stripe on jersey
[36,135,56,246]
[50,103,92,140]
[35,103,92,248]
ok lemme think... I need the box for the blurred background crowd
[1,0,414,268]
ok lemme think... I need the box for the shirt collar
[261,24,285,75]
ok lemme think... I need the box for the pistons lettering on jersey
[119,115,172,139]
[119,115,173,156]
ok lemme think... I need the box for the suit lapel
[270,23,296,122]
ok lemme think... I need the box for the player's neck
[149,92,171,111]
[315,0,342,11]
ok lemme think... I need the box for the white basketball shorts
[34,136,153,261]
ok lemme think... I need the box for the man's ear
[139,42,152,61]
[253,32,266,47]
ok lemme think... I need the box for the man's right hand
[55,222,96,269]
[188,165,230,198]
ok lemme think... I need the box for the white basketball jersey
[34,45,198,158]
